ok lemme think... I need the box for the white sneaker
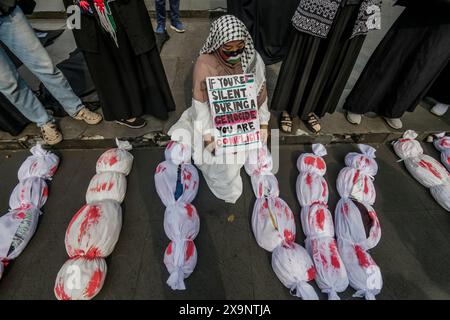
[384,117,403,130]
[430,103,449,117]
[346,111,362,125]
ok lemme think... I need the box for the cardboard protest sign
[206,73,261,155]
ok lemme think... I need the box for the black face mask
[222,47,245,58]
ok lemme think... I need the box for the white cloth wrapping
[0,208,41,262]
[297,144,349,300]
[393,131,450,211]
[433,133,450,171]
[246,145,318,299]
[65,202,122,259]
[55,139,133,300]
[272,243,319,300]
[54,257,107,300]
[155,161,199,207]
[96,139,134,176]
[85,172,127,204]
[156,141,201,291]
[334,144,382,299]
[9,177,48,211]
[18,144,59,180]
[0,144,58,280]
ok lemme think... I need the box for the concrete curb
[0,129,445,151]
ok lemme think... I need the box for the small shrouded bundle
[54,257,107,301]
[334,144,383,299]
[0,144,59,280]
[155,141,201,290]
[297,144,349,300]
[272,243,318,300]
[393,131,450,212]
[55,139,133,300]
[246,145,318,300]
[433,132,450,172]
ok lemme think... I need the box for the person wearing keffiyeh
[168,15,271,204]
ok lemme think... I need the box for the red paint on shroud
[77,205,101,243]
[316,208,325,230]
[55,280,71,300]
[329,241,340,269]
[307,267,316,281]
[354,245,371,268]
[84,269,104,298]
[418,160,442,179]
[185,241,195,261]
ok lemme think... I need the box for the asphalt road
[0,143,449,300]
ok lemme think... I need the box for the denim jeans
[155,0,181,26]
[0,6,83,127]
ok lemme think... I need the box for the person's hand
[260,125,269,145]
[204,138,216,155]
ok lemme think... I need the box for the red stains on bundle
[353,170,360,184]
[399,138,410,143]
[167,242,173,255]
[78,205,101,243]
[305,173,313,186]
[55,279,71,300]
[185,204,194,218]
[342,202,349,216]
[16,211,26,219]
[321,181,327,198]
[262,200,268,209]
[440,138,450,148]
[304,156,325,170]
[155,164,166,174]
[447,156,450,165]
[109,155,118,166]
[185,241,195,261]
[183,169,192,182]
[84,269,104,298]
[167,141,175,150]
[364,176,369,194]
[307,266,316,281]
[93,0,105,13]
[42,186,49,198]
[316,208,325,230]
[49,165,59,177]
[418,160,442,179]
[79,1,89,11]
[274,199,282,210]
[67,205,86,236]
[354,245,371,268]
[31,162,38,172]
[283,229,295,244]
[329,241,340,269]
[258,183,263,198]
[284,206,292,220]
[89,181,115,193]
[320,253,327,268]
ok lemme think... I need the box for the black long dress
[64,0,175,121]
[428,62,450,105]
[227,0,299,65]
[344,4,450,118]
[271,2,366,121]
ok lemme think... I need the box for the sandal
[305,113,321,134]
[280,111,293,134]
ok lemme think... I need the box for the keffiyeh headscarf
[75,0,118,47]
[200,15,256,72]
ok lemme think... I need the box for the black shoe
[115,118,147,129]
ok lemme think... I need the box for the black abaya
[344,8,450,118]
[427,62,450,105]
[227,0,299,65]
[271,3,365,120]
